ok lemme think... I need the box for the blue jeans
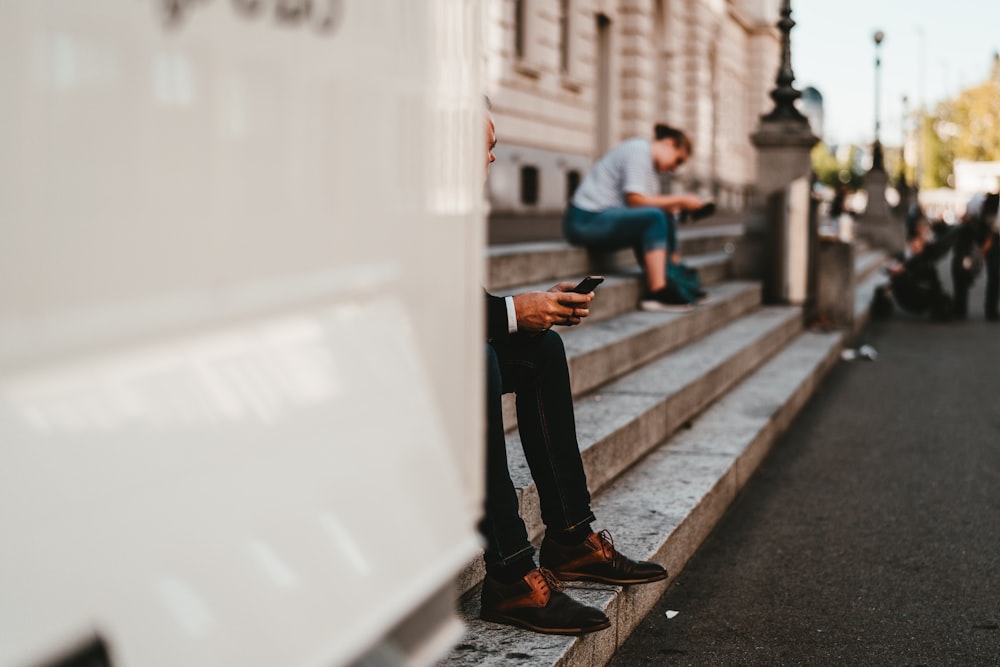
[563,204,678,259]
[481,331,595,574]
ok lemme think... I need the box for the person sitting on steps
[479,100,667,636]
[562,123,710,312]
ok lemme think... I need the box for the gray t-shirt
[571,137,658,212]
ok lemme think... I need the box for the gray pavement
[609,264,1000,666]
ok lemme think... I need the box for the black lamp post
[872,30,885,171]
[761,0,808,123]
[899,94,909,186]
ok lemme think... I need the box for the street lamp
[900,94,909,185]
[872,30,885,171]
[915,26,925,188]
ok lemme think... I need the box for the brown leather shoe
[540,530,668,585]
[480,567,611,635]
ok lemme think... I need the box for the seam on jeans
[486,504,532,567]
[498,544,533,566]
[565,512,597,532]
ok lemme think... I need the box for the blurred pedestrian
[950,193,999,320]
[562,124,708,312]
[884,218,953,321]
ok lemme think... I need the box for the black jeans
[951,228,976,317]
[952,230,1000,317]
[986,232,999,317]
[481,330,595,574]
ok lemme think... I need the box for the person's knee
[536,329,567,361]
[639,207,668,227]
[637,208,668,250]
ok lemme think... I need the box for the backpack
[667,261,702,303]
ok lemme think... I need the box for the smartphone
[572,275,604,293]
[691,201,716,221]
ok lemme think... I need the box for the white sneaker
[639,285,695,313]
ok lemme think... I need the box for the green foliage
[810,142,864,190]
[923,110,952,189]
[922,56,1000,188]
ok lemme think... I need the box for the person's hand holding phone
[512,286,589,331]
[570,275,604,294]
[691,200,716,220]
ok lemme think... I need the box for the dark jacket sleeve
[485,290,510,344]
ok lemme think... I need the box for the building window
[520,166,539,205]
[566,170,581,201]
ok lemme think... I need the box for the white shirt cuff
[505,296,518,334]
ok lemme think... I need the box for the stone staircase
[445,224,887,667]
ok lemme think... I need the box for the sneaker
[639,284,695,312]
[480,567,611,635]
[540,530,668,585]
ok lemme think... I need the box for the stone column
[857,162,906,254]
[731,0,818,305]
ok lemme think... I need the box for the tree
[923,52,1000,188]
[811,142,864,190]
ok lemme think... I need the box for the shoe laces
[536,567,565,592]
[595,530,621,566]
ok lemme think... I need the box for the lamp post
[872,30,885,171]
[900,94,909,182]
[760,0,808,123]
[916,26,925,189]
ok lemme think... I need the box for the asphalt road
[610,266,1000,666]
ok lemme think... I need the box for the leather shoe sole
[481,606,611,636]
[551,567,667,585]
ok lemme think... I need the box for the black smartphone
[691,201,716,221]
[572,275,604,293]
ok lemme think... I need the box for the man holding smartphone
[478,102,666,636]
[562,123,709,311]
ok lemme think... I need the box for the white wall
[0,2,484,666]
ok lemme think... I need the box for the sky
[789,0,1000,148]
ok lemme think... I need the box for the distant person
[950,193,999,320]
[985,194,1000,321]
[562,124,710,312]
[479,102,666,637]
[904,200,925,240]
[884,218,954,321]
[830,183,849,219]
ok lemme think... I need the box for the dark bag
[667,261,702,303]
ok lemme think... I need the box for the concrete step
[501,249,734,326]
[853,260,890,334]
[488,212,750,247]
[488,225,743,291]
[459,303,801,598]
[854,247,888,283]
[511,306,803,538]
[501,281,763,431]
[444,250,881,667]
[444,328,846,667]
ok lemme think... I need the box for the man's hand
[512,283,594,331]
[673,194,705,211]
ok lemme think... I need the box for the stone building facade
[485,0,784,216]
